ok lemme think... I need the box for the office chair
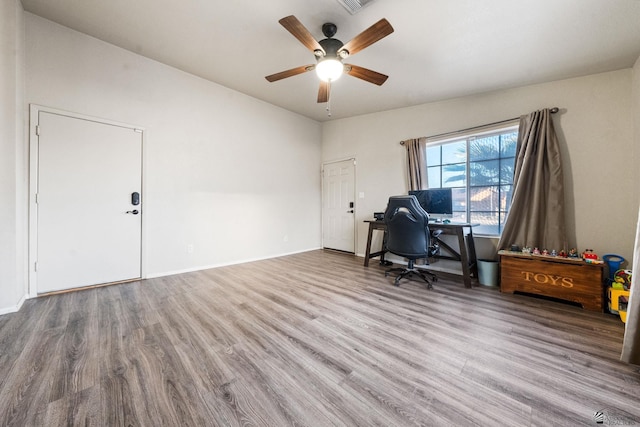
[383,195,441,288]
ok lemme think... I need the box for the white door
[35,111,142,293]
[322,159,355,253]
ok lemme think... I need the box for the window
[425,123,518,235]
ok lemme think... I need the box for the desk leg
[380,230,387,264]
[456,229,472,288]
[466,229,478,278]
[364,223,375,267]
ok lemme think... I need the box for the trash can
[477,259,499,287]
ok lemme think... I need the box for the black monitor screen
[409,188,453,217]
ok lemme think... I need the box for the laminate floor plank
[460,352,617,425]
[36,385,101,427]
[48,308,101,403]
[339,369,444,426]
[122,322,207,426]
[237,304,356,386]
[1,249,640,426]
[98,284,161,337]
[158,297,237,392]
[218,344,312,427]
[99,370,145,426]
[0,299,48,390]
[248,351,343,426]
[237,303,355,380]
[0,326,66,426]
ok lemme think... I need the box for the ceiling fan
[265,15,394,104]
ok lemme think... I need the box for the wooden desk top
[428,222,479,228]
[365,219,479,228]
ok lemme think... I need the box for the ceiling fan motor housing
[318,37,345,61]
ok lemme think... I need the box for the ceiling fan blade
[265,65,314,82]
[345,64,388,86]
[317,81,329,103]
[279,15,325,55]
[339,18,394,57]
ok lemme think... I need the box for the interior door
[36,111,142,293]
[322,159,355,253]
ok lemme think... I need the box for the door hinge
[34,262,37,272]
[35,193,38,204]
[35,125,40,136]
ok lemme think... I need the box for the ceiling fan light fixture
[266,15,393,105]
[316,58,344,82]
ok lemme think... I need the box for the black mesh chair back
[383,195,438,288]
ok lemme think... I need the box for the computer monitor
[409,188,453,221]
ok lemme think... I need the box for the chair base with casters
[385,259,438,289]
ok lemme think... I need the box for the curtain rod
[399,107,559,145]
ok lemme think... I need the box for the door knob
[347,210,354,213]
[126,210,139,215]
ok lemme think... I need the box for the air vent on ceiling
[337,0,377,15]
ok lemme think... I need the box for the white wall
[0,0,26,315]
[323,70,639,267]
[24,14,322,288]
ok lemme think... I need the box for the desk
[363,220,479,288]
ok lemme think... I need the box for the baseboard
[0,293,27,316]
[146,247,322,279]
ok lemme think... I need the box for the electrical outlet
[187,244,194,254]
[283,235,289,242]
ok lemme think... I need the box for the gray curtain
[404,137,427,191]
[621,206,640,365]
[498,109,567,253]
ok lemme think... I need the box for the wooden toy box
[499,250,605,311]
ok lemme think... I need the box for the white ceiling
[20,0,640,122]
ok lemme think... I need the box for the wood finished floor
[1,249,639,426]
